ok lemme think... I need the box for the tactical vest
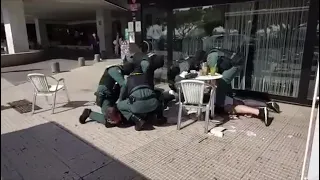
[98,65,122,90]
[126,73,151,95]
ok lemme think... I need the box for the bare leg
[233,105,259,116]
[229,105,273,126]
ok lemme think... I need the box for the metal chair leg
[211,90,216,117]
[32,93,37,114]
[197,107,202,121]
[177,103,183,130]
[52,92,57,114]
[45,96,50,105]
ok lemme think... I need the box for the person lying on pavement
[78,62,134,127]
[164,48,279,126]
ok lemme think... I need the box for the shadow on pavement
[1,121,149,179]
[34,101,95,115]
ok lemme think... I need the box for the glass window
[172,0,309,98]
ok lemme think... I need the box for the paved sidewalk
[1,59,311,180]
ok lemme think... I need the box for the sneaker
[258,107,272,126]
[79,109,91,124]
[266,102,280,113]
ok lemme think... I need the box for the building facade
[134,0,318,105]
[1,0,129,57]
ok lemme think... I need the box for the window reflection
[173,0,309,98]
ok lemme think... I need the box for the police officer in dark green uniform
[131,53,167,124]
[116,71,161,131]
[79,62,134,127]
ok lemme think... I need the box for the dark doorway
[112,20,122,40]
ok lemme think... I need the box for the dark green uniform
[117,73,159,122]
[206,50,243,107]
[88,65,127,124]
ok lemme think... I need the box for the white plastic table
[194,73,223,121]
[195,73,223,81]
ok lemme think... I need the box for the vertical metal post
[301,56,319,180]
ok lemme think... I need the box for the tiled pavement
[1,59,312,180]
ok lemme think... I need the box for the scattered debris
[246,131,257,137]
[209,127,226,137]
[187,108,198,115]
[229,115,239,120]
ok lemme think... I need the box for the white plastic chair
[176,79,214,133]
[27,73,70,114]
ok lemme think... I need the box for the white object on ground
[187,108,198,115]
[209,127,226,137]
[288,135,293,138]
[169,90,175,95]
[246,131,257,137]
[229,115,239,120]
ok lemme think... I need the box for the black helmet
[150,55,164,70]
[121,62,134,75]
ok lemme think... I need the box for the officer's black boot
[130,114,146,131]
[154,110,167,126]
[79,109,91,124]
[153,102,167,126]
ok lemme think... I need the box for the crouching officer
[117,72,161,131]
[79,62,134,127]
[132,53,167,123]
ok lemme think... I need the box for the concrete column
[1,0,29,54]
[34,18,49,48]
[96,9,113,58]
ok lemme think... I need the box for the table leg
[211,89,215,117]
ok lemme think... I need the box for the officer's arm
[108,67,126,101]
[108,67,126,86]
[141,60,150,73]
[119,82,128,101]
